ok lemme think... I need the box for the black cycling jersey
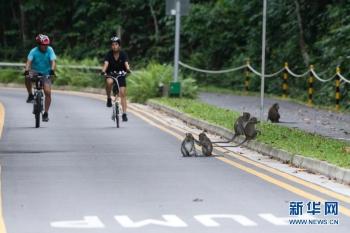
[104,50,128,73]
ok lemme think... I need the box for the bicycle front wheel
[34,94,42,128]
[35,112,40,128]
[115,104,120,128]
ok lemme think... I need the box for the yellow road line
[129,106,350,217]
[129,104,350,204]
[0,102,7,233]
[218,157,350,217]
[216,146,350,203]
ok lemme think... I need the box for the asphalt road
[0,88,349,233]
[199,92,350,141]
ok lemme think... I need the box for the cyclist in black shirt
[101,36,131,122]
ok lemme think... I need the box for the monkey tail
[219,138,248,147]
[274,121,297,124]
[212,135,237,144]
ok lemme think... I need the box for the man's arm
[25,59,32,73]
[51,60,56,71]
[101,61,109,74]
[124,61,130,73]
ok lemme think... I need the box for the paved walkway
[199,92,350,142]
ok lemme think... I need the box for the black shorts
[111,76,126,94]
[116,75,126,88]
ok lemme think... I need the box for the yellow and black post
[308,65,314,106]
[335,66,341,111]
[282,62,288,98]
[245,59,250,92]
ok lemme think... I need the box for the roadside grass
[152,97,350,168]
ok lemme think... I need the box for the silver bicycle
[104,71,126,128]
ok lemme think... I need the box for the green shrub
[128,63,173,103]
[128,62,198,103]
[0,69,22,84]
[181,77,198,99]
[54,57,103,88]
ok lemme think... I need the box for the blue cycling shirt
[27,46,56,75]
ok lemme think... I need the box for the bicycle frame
[27,73,50,127]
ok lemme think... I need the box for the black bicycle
[27,73,50,128]
[103,71,127,128]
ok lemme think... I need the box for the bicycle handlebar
[102,70,127,79]
[26,73,53,81]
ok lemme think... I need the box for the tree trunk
[148,0,159,43]
[19,0,26,43]
[294,0,310,66]
[0,0,7,46]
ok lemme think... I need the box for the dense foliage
[0,0,349,107]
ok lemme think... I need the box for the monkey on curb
[198,132,213,156]
[181,133,198,157]
[212,112,251,144]
[267,103,280,123]
[232,117,260,147]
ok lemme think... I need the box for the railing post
[335,66,341,111]
[282,62,288,98]
[245,59,250,93]
[308,65,314,106]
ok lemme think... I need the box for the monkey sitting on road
[267,103,280,123]
[212,112,251,144]
[181,133,198,157]
[198,132,213,156]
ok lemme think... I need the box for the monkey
[181,133,197,157]
[222,117,260,147]
[212,112,251,144]
[267,103,280,123]
[267,103,297,124]
[232,117,260,147]
[198,132,213,156]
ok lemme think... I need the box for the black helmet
[110,36,121,45]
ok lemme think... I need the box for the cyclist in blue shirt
[24,34,56,122]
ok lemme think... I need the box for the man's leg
[105,78,113,107]
[119,87,128,121]
[119,87,127,113]
[25,78,34,102]
[43,81,51,121]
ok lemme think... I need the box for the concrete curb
[147,100,350,185]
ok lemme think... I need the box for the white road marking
[194,214,257,227]
[51,213,320,228]
[50,216,105,228]
[114,215,188,228]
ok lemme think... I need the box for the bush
[128,62,198,103]
[0,69,22,84]
[54,57,103,88]
[128,63,173,103]
[181,77,198,99]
